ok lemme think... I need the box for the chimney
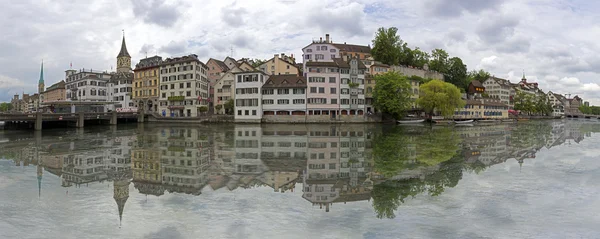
[344,42,347,44]
[325,34,330,43]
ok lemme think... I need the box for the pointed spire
[39,60,44,84]
[118,30,131,58]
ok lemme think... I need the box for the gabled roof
[470,80,484,88]
[332,43,371,53]
[333,58,350,68]
[262,75,307,88]
[117,35,130,58]
[208,58,229,71]
[224,57,239,67]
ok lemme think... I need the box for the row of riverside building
[9,33,583,121]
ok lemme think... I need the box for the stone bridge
[0,112,141,130]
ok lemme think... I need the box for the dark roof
[117,36,130,58]
[470,80,484,88]
[356,59,367,69]
[161,54,201,66]
[333,58,350,68]
[371,62,389,67]
[263,75,307,88]
[306,61,339,67]
[332,43,371,53]
[208,58,230,71]
[134,56,163,71]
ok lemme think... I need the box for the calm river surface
[0,120,599,239]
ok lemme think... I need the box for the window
[319,87,325,93]
[341,99,349,104]
[293,88,305,94]
[286,65,290,69]
[262,99,274,105]
[330,49,336,52]
[322,46,327,51]
[329,163,336,169]
[277,99,289,104]
[186,91,191,96]
[308,98,326,104]
[252,110,257,115]
[315,54,324,60]
[293,99,305,104]
[187,82,191,88]
[238,110,242,115]
[329,77,336,83]
[309,77,325,83]
[306,49,312,52]
[277,89,289,94]
[245,110,249,115]
[316,46,320,51]
[262,89,274,95]
[331,99,337,104]
[341,89,349,94]
[310,87,317,93]
[305,55,311,60]
[330,88,336,94]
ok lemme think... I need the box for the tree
[224,99,234,114]
[251,59,268,68]
[198,106,208,114]
[579,105,592,114]
[0,102,11,112]
[445,57,468,90]
[416,80,465,117]
[372,71,413,119]
[428,49,449,73]
[398,42,414,66]
[411,47,430,68]
[514,92,535,115]
[215,104,223,113]
[467,69,491,83]
[371,27,403,66]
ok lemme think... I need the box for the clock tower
[116,33,131,73]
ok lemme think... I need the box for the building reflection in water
[1,120,598,223]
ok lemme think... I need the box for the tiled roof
[470,80,483,88]
[332,43,371,53]
[208,58,229,71]
[262,75,307,88]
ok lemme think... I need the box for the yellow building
[454,99,509,119]
[133,56,162,113]
[258,53,299,76]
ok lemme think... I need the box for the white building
[339,57,366,116]
[261,74,307,116]
[483,77,516,109]
[158,54,209,117]
[547,91,566,117]
[234,71,267,122]
[65,69,114,112]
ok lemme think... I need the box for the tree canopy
[428,49,450,73]
[371,27,403,66]
[224,99,234,115]
[372,71,413,119]
[445,57,468,90]
[0,102,11,112]
[250,59,268,68]
[416,80,465,117]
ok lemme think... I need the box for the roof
[161,54,201,66]
[208,58,229,71]
[45,81,65,92]
[470,80,484,88]
[262,75,307,88]
[332,43,371,53]
[134,56,163,71]
[485,77,512,86]
[333,58,350,68]
[117,35,130,58]
[306,61,339,67]
[371,62,389,67]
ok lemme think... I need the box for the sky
[2,0,600,104]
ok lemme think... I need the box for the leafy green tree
[251,59,268,68]
[467,69,491,83]
[224,99,234,114]
[0,102,11,112]
[416,80,465,117]
[445,57,468,90]
[398,43,414,66]
[579,105,592,114]
[372,71,413,119]
[428,49,450,73]
[411,47,430,68]
[371,27,403,65]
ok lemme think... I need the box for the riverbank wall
[147,113,383,124]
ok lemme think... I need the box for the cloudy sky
[2,0,600,104]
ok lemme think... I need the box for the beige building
[213,70,241,114]
[133,56,162,113]
[157,54,209,117]
[454,98,509,119]
[42,81,66,103]
[258,53,299,76]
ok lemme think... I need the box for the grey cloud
[130,0,182,27]
[232,34,253,48]
[495,36,531,53]
[145,226,183,239]
[221,7,248,27]
[306,2,367,37]
[159,41,188,56]
[139,44,156,55]
[446,29,466,43]
[425,0,505,18]
[476,14,520,44]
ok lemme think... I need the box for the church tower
[38,61,45,94]
[113,178,130,226]
[116,32,131,73]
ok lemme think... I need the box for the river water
[0,120,599,239]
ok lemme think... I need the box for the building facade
[258,53,299,76]
[234,71,267,122]
[483,77,515,109]
[133,56,162,113]
[42,80,66,103]
[261,75,307,121]
[65,69,113,112]
[547,91,566,117]
[158,54,209,117]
